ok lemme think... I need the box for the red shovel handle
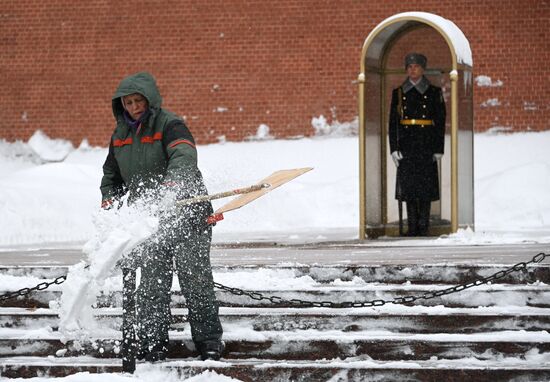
[206,213,224,226]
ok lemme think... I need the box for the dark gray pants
[135,224,222,354]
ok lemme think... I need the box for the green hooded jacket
[100,72,207,205]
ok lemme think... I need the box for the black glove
[179,200,213,232]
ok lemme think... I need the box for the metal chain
[0,252,547,308]
[0,275,67,301]
[213,252,549,308]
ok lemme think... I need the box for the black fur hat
[405,53,427,69]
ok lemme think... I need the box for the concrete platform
[0,242,548,267]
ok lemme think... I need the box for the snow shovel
[173,167,313,225]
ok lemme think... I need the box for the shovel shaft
[176,183,270,207]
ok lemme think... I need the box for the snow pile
[480,98,501,108]
[474,75,503,87]
[28,130,74,162]
[0,138,41,173]
[245,124,274,141]
[57,200,159,336]
[311,115,358,136]
[214,268,317,290]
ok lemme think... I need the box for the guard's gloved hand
[391,151,403,167]
[433,153,443,162]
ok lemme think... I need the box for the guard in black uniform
[389,53,446,236]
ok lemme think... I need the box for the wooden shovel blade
[214,167,313,214]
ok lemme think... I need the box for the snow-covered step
[1,326,549,361]
[216,263,550,285]
[214,285,550,308]
[2,307,550,334]
[1,262,548,284]
[1,355,550,381]
[1,246,548,380]
[2,284,549,309]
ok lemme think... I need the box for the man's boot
[196,340,225,361]
[137,341,168,362]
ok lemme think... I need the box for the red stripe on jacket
[114,133,163,146]
[168,139,195,149]
[141,132,163,144]
[113,138,133,147]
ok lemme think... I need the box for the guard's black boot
[406,200,419,236]
[197,340,225,361]
[417,199,431,236]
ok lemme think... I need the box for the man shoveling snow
[62,72,224,364]
[58,71,313,373]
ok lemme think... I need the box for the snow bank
[0,129,549,248]
[28,130,74,163]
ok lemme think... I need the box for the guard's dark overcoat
[389,77,446,201]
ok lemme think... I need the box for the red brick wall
[1,0,548,146]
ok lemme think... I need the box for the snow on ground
[0,128,549,248]
[0,127,550,381]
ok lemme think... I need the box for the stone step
[1,356,549,381]
[1,327,549,361]
[2,307,550,334]
[2,284,548,309]
[0,246,548,379]
[207,286,550,308]
[1,262,548,285]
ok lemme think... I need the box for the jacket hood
[112,72,163,120]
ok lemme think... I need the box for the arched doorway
[358,12,474,239]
